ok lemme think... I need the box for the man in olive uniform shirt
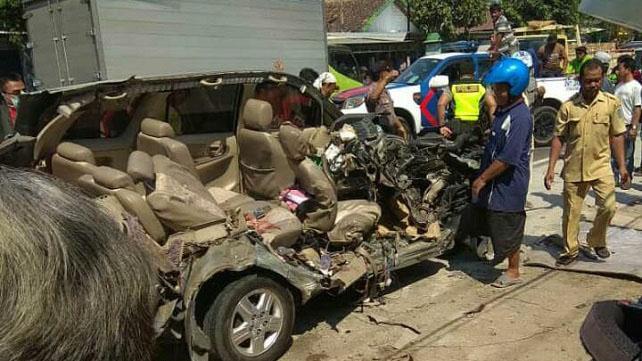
[545,59,629,265]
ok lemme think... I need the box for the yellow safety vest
[451,82,486,122]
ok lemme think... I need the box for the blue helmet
[483,57,530,96]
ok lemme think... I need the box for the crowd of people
[0,2,639,358]
[439,0,641,286]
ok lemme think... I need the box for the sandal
[491,273,523,288]
[556,253,578,266]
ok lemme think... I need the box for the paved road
[281,154,642,361]
[533,146,550,163]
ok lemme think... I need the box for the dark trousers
[457,204,526,263]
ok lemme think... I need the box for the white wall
[367,3,418,33]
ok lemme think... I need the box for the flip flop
[491,273,523,288]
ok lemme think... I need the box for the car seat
[147,154,302,249]
[237,98,295,199]
[51,142,99,185]
[279,123,381,246]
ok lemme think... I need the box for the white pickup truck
[531,76,580,145]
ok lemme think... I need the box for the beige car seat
[77,163,167,244]
[147,154,301,249]
[237,99,295,200]
[136,118,197,175]
[51,142,99,185]
[279,123,381,246]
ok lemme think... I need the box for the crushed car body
[0,71,482,361]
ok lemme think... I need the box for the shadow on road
[443,234,544,285]
[529,192,563,211]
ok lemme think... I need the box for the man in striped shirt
[489,2,519,60]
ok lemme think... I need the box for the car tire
[532,105,557,146]
[397,116,416,141]
[203,275,295,361]
[580,300,641,361]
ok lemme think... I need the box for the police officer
[438,62,486,138]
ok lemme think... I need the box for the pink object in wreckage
[280,188,310,212]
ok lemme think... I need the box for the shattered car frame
[0,71,480,361]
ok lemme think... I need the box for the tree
[502,0,581,26]
[407,0,487,40]
[407,0,582,40]
[0,0,26,47]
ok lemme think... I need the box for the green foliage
[407,0,582,40]
[502,0,581,26]
[407,0,488,40]
[0,0,26,47]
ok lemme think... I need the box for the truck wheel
[397,116,416,141]
[533,105,557,146]
[204,275,295,361]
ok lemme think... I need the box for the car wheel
[532,105,557,146]
[204,275,295,361]
[397,116,416,141]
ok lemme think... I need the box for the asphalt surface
[533,146,551,163]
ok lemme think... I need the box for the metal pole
[407,1,410,32]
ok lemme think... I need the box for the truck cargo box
[23,0,328,89]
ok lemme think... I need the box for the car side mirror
[429,75,449,88]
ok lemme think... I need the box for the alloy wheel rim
[230,288,284,357]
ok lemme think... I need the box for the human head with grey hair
[0,166,158,361]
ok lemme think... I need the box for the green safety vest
[451,82,486,122]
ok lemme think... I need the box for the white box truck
[22,0,328,89]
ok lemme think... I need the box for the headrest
[140,118,175,138]
[93,166,135,190]
[127,151,154,183]
[243,99,273,131]
[279,124,312,161]
[56,142,96,164]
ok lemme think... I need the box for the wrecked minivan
[0,71,481,361]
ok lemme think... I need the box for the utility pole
[406,0,411,32]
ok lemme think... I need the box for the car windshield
[394,58,441,85]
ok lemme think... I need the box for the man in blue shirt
[470,58,533,288]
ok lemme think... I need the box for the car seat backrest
[279,123,337,232]
[82,165,167,243]
[237,99,294,199]
[147,154,227,231]
[127,150,155,195]
[51,142,98,185]
[136,118,197,175]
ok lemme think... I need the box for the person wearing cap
[313,72,339,100]
[366,60,408,139]
[594,51,615,94]
[537,33,567,78]
[545,59,629,265]
[465,58,533,288]
[567,46,591,75]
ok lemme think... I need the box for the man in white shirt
[613,56,641,188]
